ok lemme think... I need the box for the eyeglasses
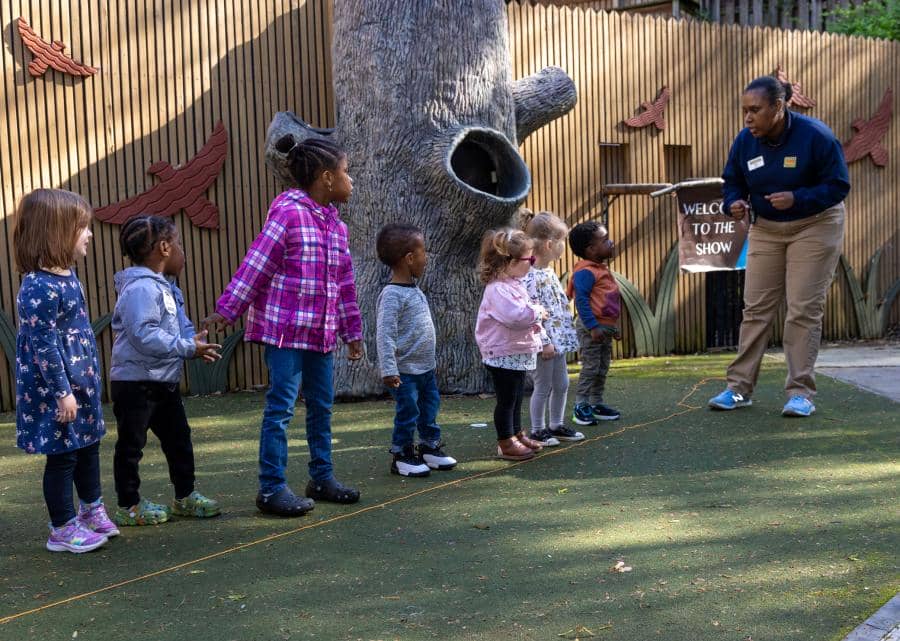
[515,255,537,266]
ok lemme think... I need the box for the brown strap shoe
[497,436,535,461]
[516,431,544,452]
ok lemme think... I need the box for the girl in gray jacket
[110,215,221,526]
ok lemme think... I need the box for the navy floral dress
[15,270,105,455]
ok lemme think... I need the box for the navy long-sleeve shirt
[722,111,850,222]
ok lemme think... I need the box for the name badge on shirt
[163,291,177,315]
[783,156,797,168]
[747,156,765,171]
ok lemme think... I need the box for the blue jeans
[388,370,441,452]
[260,346,335,493]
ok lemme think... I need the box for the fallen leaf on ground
[558,624,595,639]
[610,561,633,573]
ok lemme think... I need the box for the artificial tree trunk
[265,1,576,396]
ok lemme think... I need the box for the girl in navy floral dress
[13,189,118,553]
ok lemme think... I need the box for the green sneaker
[171,491,221,518]
[114,498,170,526]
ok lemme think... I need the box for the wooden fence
[1,0,898,410]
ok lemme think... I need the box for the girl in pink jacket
[475,229,547,461]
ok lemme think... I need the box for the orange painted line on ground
[0,378,718,626]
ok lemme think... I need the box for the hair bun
[275,134,296,154]
[781,81,794,104]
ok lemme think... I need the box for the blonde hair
[478,228,532,284]
[13,189,93,273]
[522,210,568,260]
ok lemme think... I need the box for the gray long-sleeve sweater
[376,283,436,377]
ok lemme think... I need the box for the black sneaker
[548,425,585,442]
[255,486,315,517]
[305,478,360,504]
[572,402,598,426]
[591,403,621,421]
[417,442,457,470]
[391,445,431,477]
[529,428,560,447]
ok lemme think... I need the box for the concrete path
[765,342,900,403]
[842,594,900,641]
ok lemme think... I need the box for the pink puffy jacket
[475,278,543,360]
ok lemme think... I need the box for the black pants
[486,365,526,440]
[44,441,102,527]
[112,381,195,507]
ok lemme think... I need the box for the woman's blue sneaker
[782,396,815,417]
[708,389,752,410]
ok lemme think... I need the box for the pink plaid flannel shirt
[216,189,363,352]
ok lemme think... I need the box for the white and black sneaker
[417,441,458,470]
[390,445,431,477]
[548,425,585,442]
[591,403,621,421]
[529,428,561,447]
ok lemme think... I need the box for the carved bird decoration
[94,121,229,228]
[843,88,893,167]
[774,64,816,109]
[16,17,98,77]
[624,86,670,130]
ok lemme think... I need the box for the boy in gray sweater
[375,224,457,478]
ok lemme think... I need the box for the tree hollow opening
[447,128,530,202]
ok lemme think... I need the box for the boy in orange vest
[566,221,622,425]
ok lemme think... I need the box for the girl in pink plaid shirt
[203,135,363,516]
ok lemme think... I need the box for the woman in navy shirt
[709,76,850,418]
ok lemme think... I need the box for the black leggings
[486,365,526,440]
[112,381,195,507]
[44,441,102,527]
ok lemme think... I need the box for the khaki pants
[726,203,845,400]
[575,318,613,405]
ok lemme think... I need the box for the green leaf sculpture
[186,329,244,396]
[839,247,900,339]
[0,310,15,378]
[91,313,112,338]
[612,243,679,356]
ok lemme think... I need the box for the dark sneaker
[592,403,621,421]
[256,486,315,517]
[529,428,560,447]
[572,402,598,426]
[548,425,585,442]
[305,478,360,504]
[391,445,431,477]
[417,442,458,470]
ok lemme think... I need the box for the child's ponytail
[276,134,345,189]
[524,210,567,242]
[479,227,530,284]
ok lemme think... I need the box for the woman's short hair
[744,75,793,106]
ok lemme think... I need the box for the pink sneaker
[46,519,108,553]
[78,502,120,538]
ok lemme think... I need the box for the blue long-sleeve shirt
[722,111,850,222]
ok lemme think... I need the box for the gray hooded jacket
[110,266,196,383]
